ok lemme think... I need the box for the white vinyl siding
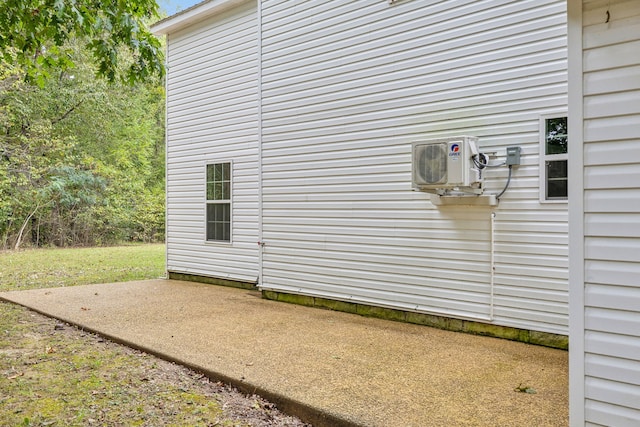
[259,0,568,333]
[165,1,259,282]
[581,0,640,424]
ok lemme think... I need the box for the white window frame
[539,114,568,203]
[204,161,233,244]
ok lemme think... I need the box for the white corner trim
[567,0,585,425]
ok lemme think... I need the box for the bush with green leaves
[0,37,165,248]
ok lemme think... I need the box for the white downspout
[164,35,170,279]
[257,0,264,288]
[489,211,496,321]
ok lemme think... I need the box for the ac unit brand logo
[449,142,461,158]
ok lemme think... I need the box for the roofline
[151,0,251,35]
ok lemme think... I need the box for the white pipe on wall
[489,211,496,321]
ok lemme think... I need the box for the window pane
[548,179,568,199]
[546,117,568,155]
[223,163,230,181]
[222,182,229,200]
[547,160,568,199]
[223,223,230,241]
[206,203,230,242]
[206,204,216,240]
[212,182,219,199]
[206,163,231,201]
[215,222,223,240]
[547,160,567,179]
[221,204,230,241]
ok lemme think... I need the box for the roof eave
[151,0,251,35]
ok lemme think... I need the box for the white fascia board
[151,0,251,35]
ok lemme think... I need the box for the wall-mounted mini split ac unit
[412,136,484,195]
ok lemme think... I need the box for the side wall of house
[165,1,259,283]
[580,0,640,424]
[259,0,569,334]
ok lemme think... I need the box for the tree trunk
[31,216,38,245]
[14,205,39,250]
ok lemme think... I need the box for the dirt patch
[0,302,310,426]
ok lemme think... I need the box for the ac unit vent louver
[415,143,447,185]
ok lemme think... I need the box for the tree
[0,37,165,249]
[0,0,164,85]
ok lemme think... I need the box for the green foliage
[0,0,164,85]
[45,166,107,209]
[0,36,165,248]
[545,117,568,155]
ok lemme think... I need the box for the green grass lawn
[0,244,305,426]
[0,244,166,292]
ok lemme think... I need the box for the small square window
[540,116,568,202]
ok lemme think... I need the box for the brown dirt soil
[0,302,311,427]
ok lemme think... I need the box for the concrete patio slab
[0,279,568,426]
